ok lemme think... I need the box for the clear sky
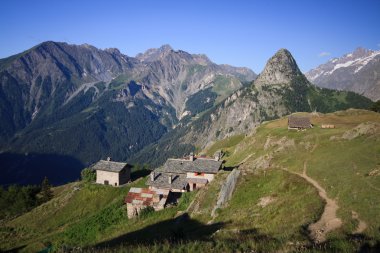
[0,0,379,72]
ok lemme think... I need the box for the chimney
[168,174,172,184]
[189,152,194,161]
[107,157,111,161]
[150,171,155,181]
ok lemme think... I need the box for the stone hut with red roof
[125,187,170,218]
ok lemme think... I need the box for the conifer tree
[41,176,53,202]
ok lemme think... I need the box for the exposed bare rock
[255,48,303,88]
[264,136,295,152]
[342,122,380,140]
[257,195,276,208]
[368,169,380,177]
[211,169,240,217]
[246,154,273,172]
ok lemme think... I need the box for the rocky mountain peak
[351,47,371,58]
[159,44,173,52]
[136,44,174,62]
[305,47,380,101]
[254,48,303,87]
[104,47,122,55]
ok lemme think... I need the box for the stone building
[147,152,223,192]
[125,187,170,218]
[92,158,131,186]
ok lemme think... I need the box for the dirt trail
[282,162,342,243]
[352,211,368,234]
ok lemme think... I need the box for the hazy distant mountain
[131,49,373,166]
[0,41,255,185]
[306,47,380,101]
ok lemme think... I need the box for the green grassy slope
[204,109,380,251]
[0,178,196,252]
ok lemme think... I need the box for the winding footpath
[282,162,342,243]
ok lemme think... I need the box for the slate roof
[288,116,312,129]
[92,160,128,172]
[157,157,222,174]
[146,173,188,190]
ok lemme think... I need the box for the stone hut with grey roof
[92,157,131,186]
[288,116,312,130]
[147,152,223,192]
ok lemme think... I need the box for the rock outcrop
[255,48,303,87]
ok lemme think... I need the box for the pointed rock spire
[254,48,303,87]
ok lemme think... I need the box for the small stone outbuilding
[92,158,131,186]
[125,187,170,218]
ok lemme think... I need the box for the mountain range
[0,41,255,185]
[130,48,373,167]
[306,47,380,101]
[0,42,374,185]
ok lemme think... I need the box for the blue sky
[0,0,379,72]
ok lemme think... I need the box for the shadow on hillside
[0,152,84,186]
[93,213,224,249]
[2,244,27,253]
[130,168,151,181]
[299,231,380,252]
[223,166,237,171]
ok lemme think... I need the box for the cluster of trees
[8,89,169,168]
[282,76,373,113]
[185,87,217,115]
[81,168,96,182]
[0,177,53,220]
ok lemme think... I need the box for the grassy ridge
[206,109,380,250]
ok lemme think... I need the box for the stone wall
[211,169,240,217]
[96,170,120,186]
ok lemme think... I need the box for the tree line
[0,177,53,220]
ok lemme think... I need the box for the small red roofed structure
[125,187,170,218]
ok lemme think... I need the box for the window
[194,172,205,176]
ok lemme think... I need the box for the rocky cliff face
[306,47,380,101]
[254,49,303,87]
[136,45,256,117]
[181,48,303,148]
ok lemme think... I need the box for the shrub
[81,168,96,182]
[139,206,155,219]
